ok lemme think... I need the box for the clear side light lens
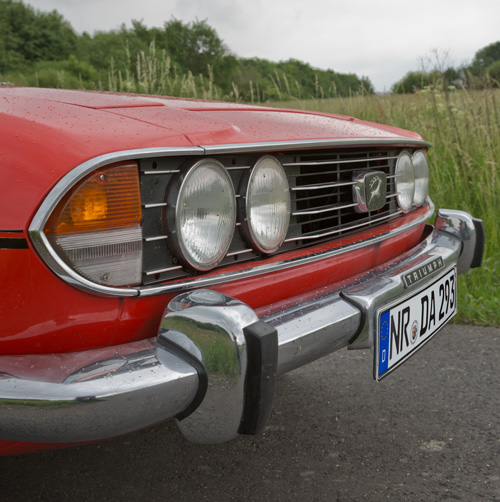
[174,159,235,271]
[245,156,290,253]
[395,151,415,212]
[412,150,429,206]
[45,162,143,287]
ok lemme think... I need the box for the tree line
[0,0,373,100]
[392,44,500,93]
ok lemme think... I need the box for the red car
[0,87,484,455]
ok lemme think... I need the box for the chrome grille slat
[292,201,358,216]
[288,164,392,178]
[285,211,402,242]
[291,181,356,191]
[282,155,399,167]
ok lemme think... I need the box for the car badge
[352,171,387,212]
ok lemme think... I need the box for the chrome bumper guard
[0,210,484,444]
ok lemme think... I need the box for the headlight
[166,159,235,271]
[240,156,290,254]
[412,150,429,206]
[45,162,143,287]
[395,151,415,212]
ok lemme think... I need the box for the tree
[0,0,77,71]
[471,41,500,73]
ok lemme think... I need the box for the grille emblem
[353,171,387,212]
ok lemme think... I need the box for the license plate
[376,267,457,380]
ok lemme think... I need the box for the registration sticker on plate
[376,267,457,380]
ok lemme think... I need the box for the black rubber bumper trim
[238,320,279,435]
[156,333,208,421]
[471,218,485,269]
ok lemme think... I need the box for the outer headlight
[412,150,429,207]
[241,156,290,254]
[395,151,415,212]
[166,159,236,271]
[44,162,143,287]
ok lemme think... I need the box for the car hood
[0,87,422,230]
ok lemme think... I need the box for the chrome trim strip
[138,201,434,297]
[143,170,180,175]
[144,235,168,242]
[201,138,432,154]
[145,265,183,276]
[143,202,168,208]
[226,248,253,257]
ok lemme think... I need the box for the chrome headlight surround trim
[29,138,432,298]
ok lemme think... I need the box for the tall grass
[271,88,500,326]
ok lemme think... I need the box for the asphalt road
[1,325,499,502]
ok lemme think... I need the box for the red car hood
[0,87,422,230]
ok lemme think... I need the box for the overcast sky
[26,0,500,92]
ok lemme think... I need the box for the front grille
[139,147,410,286]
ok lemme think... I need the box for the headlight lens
[412,150,429,206]
[395,151,415,212]
[243,156,290,253]
[45,162,143,286]
[172,159,235,271]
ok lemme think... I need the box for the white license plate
[376,267,457,380]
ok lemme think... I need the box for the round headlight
[242,156,290,254]
[168,159,235,271]
[412,150,429,207]
[395,151,415,212]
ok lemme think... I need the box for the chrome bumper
[0,210,484,444]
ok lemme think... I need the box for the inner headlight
[166,159,236,271]
[241,155,290,254]
[412,150,429,207]
[395,151,415,212]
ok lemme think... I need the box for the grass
[269,88,500,326]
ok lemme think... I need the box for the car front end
[0,88,484,453]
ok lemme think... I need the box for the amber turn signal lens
[45,162,143,287]
[46,162,142,235]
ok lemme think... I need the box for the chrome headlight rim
[165,158,236,271]
[412,150,430,207]
[239,155,291,254]
[395,150,416,213]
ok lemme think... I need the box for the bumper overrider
[0,210,484,444]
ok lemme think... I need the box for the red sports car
[0,87,484,455]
